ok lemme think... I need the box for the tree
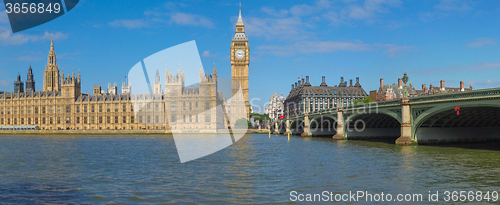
[353,96,373,105]
[235,118,251,128]
[250,113,269,122]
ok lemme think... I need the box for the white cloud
[110,5,215,29]
[261,7,289,18]
[202,50,219,58]
[17,55,43,61]
[466,37,497,47]
[290,4,317,16]
[469,79,499,87]
[342,0,402,20]
[0,30,67,45]
[375,43,413,57]
[245,0,406,41]
[257,40,412,57]
[257,40,371,56]
[0,10,8,24]
[416,62,500,75]
[108,19,149,28]
[434,0,472,11]
[169,12,214,28]
[0,79,14,87]
[419,0,473,21]
[244,17,313,40]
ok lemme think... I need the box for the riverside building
[0,37,224,132]
[284,76,368,117]
[0,7,249,131]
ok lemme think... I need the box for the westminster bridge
[270,88,500,145]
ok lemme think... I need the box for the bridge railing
[295,99,401,117]
[409,87,500,104]
[347,99,401,109]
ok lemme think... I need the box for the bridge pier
[273,122,279,135]
[396,98,417,145]
[332,108,346,140]
[284,118,290,135]
[301,113,311,137]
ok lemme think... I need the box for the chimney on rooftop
[320,76,327,86]
[398,78,403,89]
[440,80,445,90]
[460,81,464,91]
[355,77,361,87]
[349,79,353,87]
[380,78,384,87]
[422,84,428,92]
[302,78,305,85]
[306,76,310,85]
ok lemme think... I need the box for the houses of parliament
[0,7,250,131]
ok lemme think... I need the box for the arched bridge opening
[309,116,337,137]
[278,121,287,134]
[289,120,304,135]
[415,106,500,144]
[346,113,401,140]
[270,123,276,133]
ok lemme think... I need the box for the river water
[0,134,499,204]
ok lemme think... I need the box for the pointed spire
[199,63,204,74]
[213,63,217,75]
[236,2,244,26]
[50,34,54,51]
[155,69,160,84]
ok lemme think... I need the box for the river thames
[0,134,499,204]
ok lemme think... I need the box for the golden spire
[50,34,54,51]
[236,2,244,26]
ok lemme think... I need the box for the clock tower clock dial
[230,5,250,119]
[235,49,245,59]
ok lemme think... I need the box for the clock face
[235,49,245,59]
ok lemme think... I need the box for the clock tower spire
[43,34,61,92]
[231,3,250,119]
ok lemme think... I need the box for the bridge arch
[344,110,401,139]
[413,103,500,143]
[277,120,287,134]
[289,119,304,135]
[309,114,337,137]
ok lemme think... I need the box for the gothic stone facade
[0,38,224,132]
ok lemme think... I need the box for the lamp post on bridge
[396,72,417,145]
[403,72,409,98]
[332,90,346,140]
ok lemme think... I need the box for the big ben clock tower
[231,4,250,119]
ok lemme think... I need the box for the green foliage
[250,113,270,122]
[235,118,251,128]
[353,96,373,105]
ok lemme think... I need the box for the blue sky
[1,0,500,113]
